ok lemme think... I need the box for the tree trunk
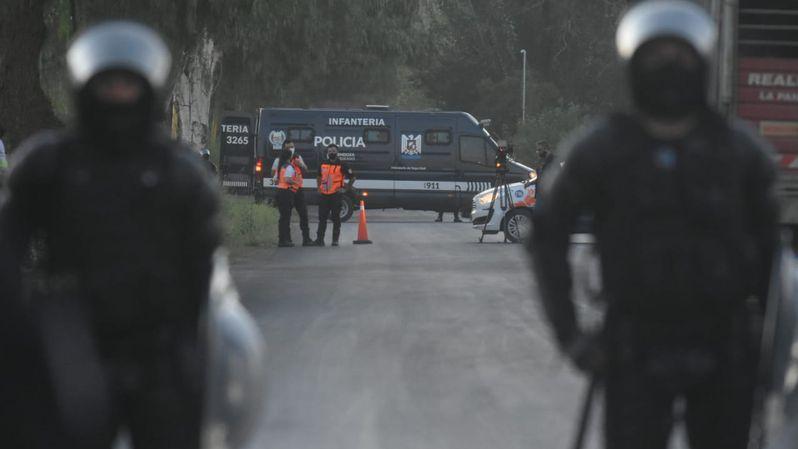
[172,32,222,151]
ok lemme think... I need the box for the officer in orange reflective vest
[271,140,312,246]
[315,144,354,246]
[274,147,299,247]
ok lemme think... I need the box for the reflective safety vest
[277,165,297,190]
[318,163,345,195]
[290,158,304,192]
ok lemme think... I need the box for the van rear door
[394,116,458,211]
[219,113,255,191]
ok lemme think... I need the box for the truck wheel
[340,196,355,222]
[503,209,533,244]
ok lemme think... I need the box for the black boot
[332,241,339,247]
[302,234,315,247]
[315,235,326,246]
[278,241,295,248]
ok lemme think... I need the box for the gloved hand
[564,331,606,375]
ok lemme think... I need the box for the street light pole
[520,49,527,123]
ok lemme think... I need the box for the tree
[0,0,61,149]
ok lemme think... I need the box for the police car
[219,107,532,221]
[471,169,537,243]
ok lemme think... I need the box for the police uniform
[273,154,311,245]
[275,160,298,246]
[529,2,779,448]
[0,22,220,449]
[315,158,353,246]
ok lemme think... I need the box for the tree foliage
[1,0,630,157]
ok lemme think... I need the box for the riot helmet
[201,148,211,159]
[66,22,171,143]
[615,0,717,119]
[67,21,171,92]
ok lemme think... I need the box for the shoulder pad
[556,115,622,162]
[6,130,72,193]
[169,141,220,199]
[729,119,776,156]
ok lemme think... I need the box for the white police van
[220,107,532,221]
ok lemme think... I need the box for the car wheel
[503,208,533,243]
[340,196,355,222]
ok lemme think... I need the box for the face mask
[289,147,295,155]
[630,61,706,119]
[77,89,155,150]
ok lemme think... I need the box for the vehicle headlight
[475,192,493,207]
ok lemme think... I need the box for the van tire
[340,196,355,222]
[503,208,533,244]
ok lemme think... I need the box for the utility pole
[520,49,527,123]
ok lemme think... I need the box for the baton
[571,374,599,449]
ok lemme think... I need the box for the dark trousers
[31,297,203,449]
[316,192,342,243]
[437,209,461,221]
[0,305,63,448]
[603,317,757,449]
[103,339,203,449]
[276,189,294,244]
[293,189,310,241]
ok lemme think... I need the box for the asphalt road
[230,209,684,449]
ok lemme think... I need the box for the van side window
[459,136,487,165]
[364,128,390,144]
[425,130,451,145]
[288,127,314,143]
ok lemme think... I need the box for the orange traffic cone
[353,199,372,244]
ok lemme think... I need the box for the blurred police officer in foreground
[316,144,354,246]
[529,1,779,448]
[0,22,220,448]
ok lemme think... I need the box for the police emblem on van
[269,130,286,149]
[401,134,422,160]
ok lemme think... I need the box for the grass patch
[221,195,278,247]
